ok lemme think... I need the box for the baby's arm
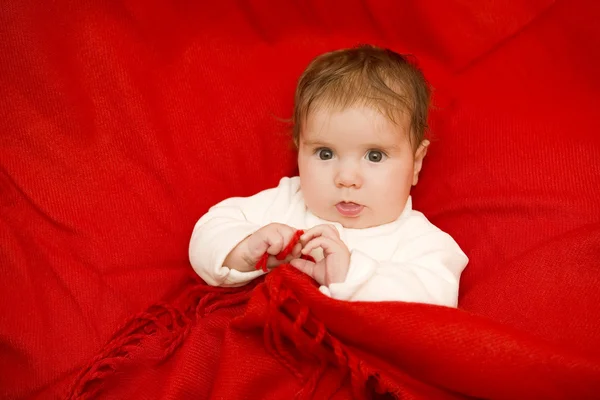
[321,230,468,306]
[189,177,300,287]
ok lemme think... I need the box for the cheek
[300,155,329,181]
[302,166,337,215]
[370,162,413,197]
[299,158,327,200]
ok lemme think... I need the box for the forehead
[302,105,411,147]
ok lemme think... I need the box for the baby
[189,45,468,306]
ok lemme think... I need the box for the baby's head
[292,45,432,229]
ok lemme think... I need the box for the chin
[338,217,370,229]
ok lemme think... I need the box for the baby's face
[298,106,427,229]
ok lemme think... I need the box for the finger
[276,224,297,245]
[290,258,314,273]
[269,252,297,267]
[290,259,326,285]
[275,226,302,259]
[300,224,339,246]
[266,236,302,267]
[291,242,302,258]
[300,225,329,244]
[290,258,316,277]
[246,232,270,259]
[301,236,341,256]
[266,255,289,269]
[265,230,285,255]
[301,236,328,255]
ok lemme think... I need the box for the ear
[412,140,429,186]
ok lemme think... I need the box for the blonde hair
[292,44,432,151]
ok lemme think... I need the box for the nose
[334,162,363,189]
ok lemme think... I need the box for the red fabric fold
[65,262,600,399]
[2,0,600,398]
[66,224,600,399]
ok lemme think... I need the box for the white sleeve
[319,231,469,306]
[188,177,300,287]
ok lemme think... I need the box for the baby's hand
[225,223,302,272]
[290,224,350,286]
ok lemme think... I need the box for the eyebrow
[301,139,330,147]
[364,142,401,150]
[302,139,401,151]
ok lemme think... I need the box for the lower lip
[336,202,364,217]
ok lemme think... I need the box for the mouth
[335,202,364,217]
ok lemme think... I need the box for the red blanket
[66,261,600,399]
[65,229,600,399]
[2,0,600,399]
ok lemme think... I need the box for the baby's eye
[316,148,334,160]
[366,150,386,163]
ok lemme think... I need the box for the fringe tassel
[66,282,255,399]
[67,230,396,400]
[261,272,404,400]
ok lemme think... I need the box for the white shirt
[189,177,468,306]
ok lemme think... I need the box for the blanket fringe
[67,231,396,399]
[65,281,254,400]
[263,272,402,400]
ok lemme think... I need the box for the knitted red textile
[65,261,600,399]
[2,1,600,399]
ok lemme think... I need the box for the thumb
[290,258,315,277]
[290,258,325,285]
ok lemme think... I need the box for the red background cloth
[1,0,599,398]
